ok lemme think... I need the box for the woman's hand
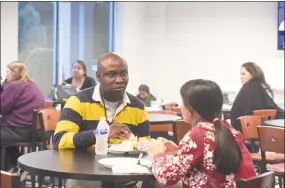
[160,137,178,155]
[148,139,165,156]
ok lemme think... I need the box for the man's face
[96,58,129,96]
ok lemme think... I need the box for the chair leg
[278,176,283,188]
[1,147,5,170]
[51,176,55,188]
[38,175,43,188]
[31,174,36,188]
[58,178,62,188]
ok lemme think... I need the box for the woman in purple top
[0,61,45,170]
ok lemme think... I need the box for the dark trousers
[0,126,32,170]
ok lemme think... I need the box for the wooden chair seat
[251,152,285,163]
[267,163,284,174]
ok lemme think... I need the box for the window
[58,2,115,84]
[278,2,284,50]
[18,2,57,96]
[18,2,115,95]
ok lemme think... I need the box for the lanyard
[100,89,122,124]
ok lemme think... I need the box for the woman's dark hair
[242,62,273,98]
[138,84,150,94]
[73,60,87,77]
[180,79,242,175]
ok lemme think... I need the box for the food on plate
[109,140,134,151]
[108,136,150,152]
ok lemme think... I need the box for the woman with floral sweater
[148,79,255,188]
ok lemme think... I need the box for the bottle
[95,117,110,155]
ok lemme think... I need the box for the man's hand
[109,122,132,139]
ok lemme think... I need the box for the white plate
[108,148,148,155]
[108,142,148,155]
[98,157,152,169]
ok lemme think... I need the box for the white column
[57,2,72,83]
[57,2,83,83]
[1,2,18,79]
[78,2,95,74]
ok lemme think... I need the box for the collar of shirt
[92,84,130,122]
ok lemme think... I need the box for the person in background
[62,60,96,91]
[137,84,157,107]
[0,61,45,170]
[53,53,150,188]
[230,62,284,133]
[148,79,255,188]
[0,76,3,92]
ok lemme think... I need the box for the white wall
[1,2,283,103]
[114,2,146,94]
[115,2,284,103]
[1,2,18,79]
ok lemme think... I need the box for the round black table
[264,119,284,127]
[18,150,154,182]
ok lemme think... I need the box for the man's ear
[96,71,100,81]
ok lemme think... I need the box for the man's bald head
[97,52,128,72]
[96,52,129,102]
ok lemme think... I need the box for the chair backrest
[253,109,277,120]
[39,108,61,131]
[148,110,178,115]
[238,116,264,140]
[32,108,45,131]
[0,170,20,188]
[257,126,284,154]
[162,103,178,111]
[175,120,191,143]
[149,123,173,132]
[237,171,275,188]
[31,108,47,145]
[39,108,61,148]
[45,101,54,108]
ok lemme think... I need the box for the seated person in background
[53,53,150,188]
[148,79,255,188]
[62,60,96,91]
[0,61,45,170]
[0,76,3,92]
[136,84,157,107]
[231,62,284,133]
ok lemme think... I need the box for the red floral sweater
[152,121,255,188]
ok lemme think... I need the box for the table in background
[264,119,284,127]
[18,149,155,188]
[148,113,181,143]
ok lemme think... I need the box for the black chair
[237,171,275,188]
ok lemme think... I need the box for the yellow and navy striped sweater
[53,87,150,150]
